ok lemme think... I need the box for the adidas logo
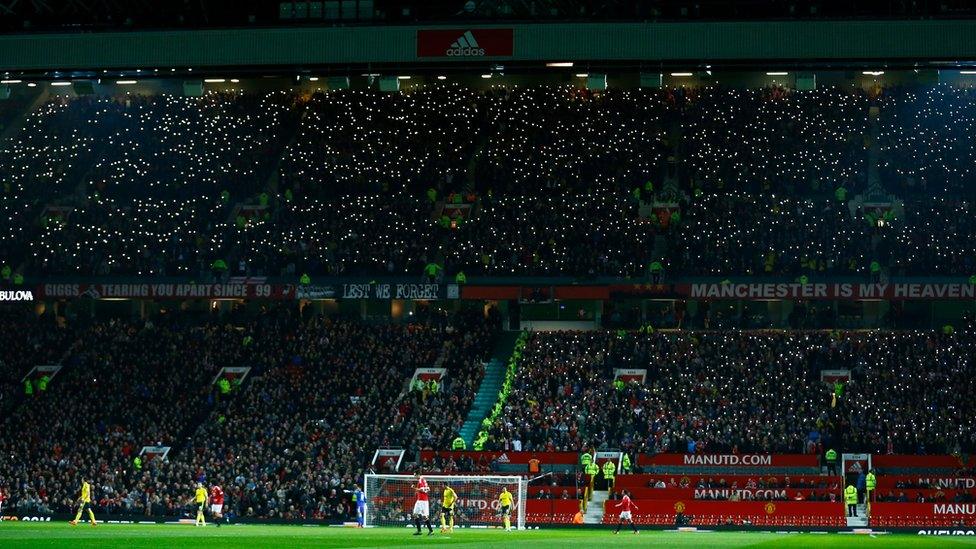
[496,453,510,463]
[446,31,486,57]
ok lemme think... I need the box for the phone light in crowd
[51,81,72,86]
[308,77,319,81]
[862,71,884,76]
[116,80,137,85]
[546,62,574,67]
[575,73,589,78]
[436,75,447,80]
[397,75,411,80]
[1,79,22,84]
[766,72,789,76]
[670,72,694,77]
[27,82,37,87]
[230,79,240,83]
[481,74,492,79]
[204,78,226,83]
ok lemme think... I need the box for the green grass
[1,523,975,548]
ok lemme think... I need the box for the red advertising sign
[417,29,514,58]
[616,474,840,490]
[871,502,976,519]
[612,500,844,519]
[620,487,837,501]
[638,454,819,468]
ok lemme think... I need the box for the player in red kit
[412,472,433,536]
[613,490,639,534]
[209,484,225,527]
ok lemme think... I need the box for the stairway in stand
[457,331,520,446]
[846,503,868,527]
[584,490,609,524]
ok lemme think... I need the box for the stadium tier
[0,86,975,280]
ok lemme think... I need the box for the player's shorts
[197,502,206,513]
[211,504,223,514]
[412,500,430,517]
[500,505,511,516]
[620,511,632,522]
[441,506,454,517]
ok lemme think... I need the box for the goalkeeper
[439,485,457,533]
[497,486,514,531]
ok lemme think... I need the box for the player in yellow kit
[191,483,209,526]
[497,486,514,531]
[439,485,457,533]
[69,476,97,526]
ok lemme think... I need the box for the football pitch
[1,523,976,548]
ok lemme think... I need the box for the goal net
[363,474,526,530]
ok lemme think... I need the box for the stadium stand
[2,86,976,279]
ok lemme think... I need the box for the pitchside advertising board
[416,29,514,58]
[639,454,819,467]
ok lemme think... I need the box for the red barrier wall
[418,450,578,465]
[873,488,976,502]
[873,455,968,469]
[525,500,580,524]
[612,500,844,517]
[602,500,846,526]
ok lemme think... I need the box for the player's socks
[414,516,422,534]
[440,515,446,530]
[503,516,510,530]
[425,517,433,533]
[88,509,96,525]
[449,517,454,531]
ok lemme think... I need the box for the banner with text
[616,474,840,490]
[620,487,837,501]
[638,454,819,468]
[340,283,444,300]
[684,283,976,301]
[36,283,294,300]
[871,502,976,519]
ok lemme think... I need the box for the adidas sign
[446,31,486,57]
[496,453,510,463]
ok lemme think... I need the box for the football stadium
[2,1,976,547]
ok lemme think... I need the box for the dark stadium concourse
[2,4,976,545]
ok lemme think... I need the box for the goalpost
[363,474,527,530]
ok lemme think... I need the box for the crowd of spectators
[482,329,976,456]
[0,304,498,520]
[2,84,976,279]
